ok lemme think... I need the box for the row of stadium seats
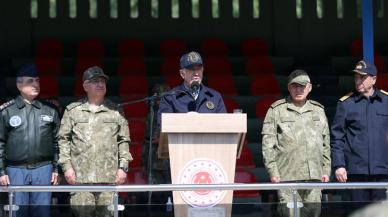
[36,38,270,59]
[31,73,388,99]
[34,56,276,77]
[32,75,284,98]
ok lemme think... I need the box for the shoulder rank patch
[380,89,388,96]
[270,99,286,108]
[309,100,324,108]
[339,92,354,102]
[0,99,15,111]
[66,100,84,111]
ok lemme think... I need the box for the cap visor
[84,74,109,81]
[353,70,368,75]
[184,63,203,70]
[288,81,309,86]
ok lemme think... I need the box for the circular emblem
[206,101,215,110]
[188,52,200,63]
[9,116,22,127]
[178,158,228,208]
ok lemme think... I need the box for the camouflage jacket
[261,97,331,181]
[58,99,132,183]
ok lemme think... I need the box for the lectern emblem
[178,158,227,207]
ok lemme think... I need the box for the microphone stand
[119,90,188,206]
[119,94,158,206]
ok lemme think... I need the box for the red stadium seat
[118,39,145,58]
[250,76,281,97]
[376,74,388,90]
[349,39,363,57]
[77,39,104,58]
[205,57,233,76]
[39,76,59,98]
[223,98,240,113]
[119,75,149,98]
[255,96,279,119]
[236,148,256,168]
[75,58,103,76]
[375,55,387,74]
[201,38,229,57]
[127,169,147,184]
[74,78,85,97]
[117,57,147,76]
[127,157,142,171]
[234,170,260,198]
[349,39,386,73]
[207,76,237,96]
[128,119,146,145]
[130,144,142,157]
[245,56,275,76]
[160,39,187,57]
[160,57,181,77]
[165,75,182,88]
[241,38,269,57]
[122,101,149,120]
[35,58,61,76]
[36,39,63,59]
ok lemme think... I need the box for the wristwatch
[119,166,128,173]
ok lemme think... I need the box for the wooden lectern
[158,113,247,217]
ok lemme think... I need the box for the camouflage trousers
[277,189,321,217]
[70,192,113,217]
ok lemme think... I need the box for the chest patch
[41,115,53,122]
[206,101,215,110]
[9,116,22,127]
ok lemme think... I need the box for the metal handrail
[1,182,388,217]
[1,182,388,192]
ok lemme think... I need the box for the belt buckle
[26,163,35,169]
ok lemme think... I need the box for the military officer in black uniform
[331,60,388,202]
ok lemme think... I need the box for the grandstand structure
[0,0,388,213]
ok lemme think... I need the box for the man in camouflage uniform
[58,66,132,217]
[261,70,331,217]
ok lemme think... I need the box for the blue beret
[17,64,39,78]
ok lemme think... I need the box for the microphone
[190,81,200,94]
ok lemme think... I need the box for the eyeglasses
[87,78,106,85]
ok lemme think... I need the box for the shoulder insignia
[270,99,286,108]
[380,89,388,96]
[309,100,324,108]
[0,99,15,111]
[66,100,84,111]
[339,92,354,102]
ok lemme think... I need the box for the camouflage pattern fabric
[70,192,113,217]
[277,188,321,217]
[261,97,331,181]
[58,99,132,184]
